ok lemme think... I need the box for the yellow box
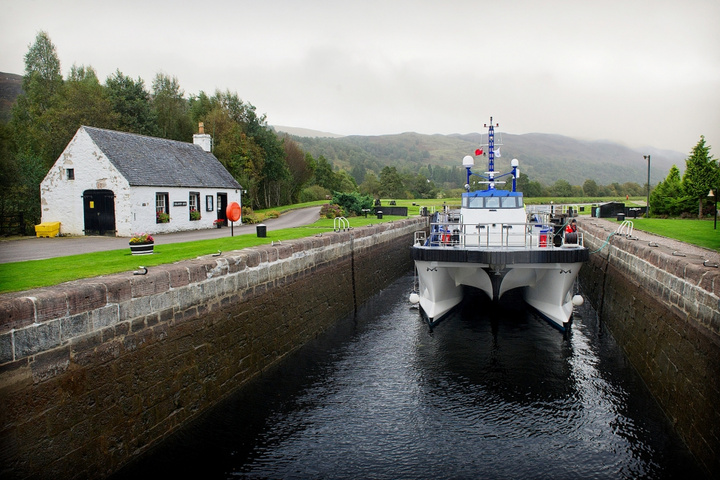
[35,222,61,237]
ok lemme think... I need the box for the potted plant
[129,232,154,255]
[156,211,170,223]
[190,209,201,221]
[213,219,225,228]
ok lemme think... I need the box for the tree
[379,166,404,198]
[11,31,64,162]
[151,73,193,141]
[314,156,339,192]
[43,65,119,163]
[650,165,691,216]
[550,179,573,197]
[21,31,63,115]
[106,70,156,135]
[359,172,381,197]
[583,179,599,197]
[283,136,314,202]
[682,136,717,218]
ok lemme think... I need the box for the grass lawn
[0,214,407,294]
[623,218,719,251]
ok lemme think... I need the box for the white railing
[426,221,583,249]
[333,216,350,232]
[615,220,634,237]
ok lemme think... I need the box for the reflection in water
[111,275,704,480]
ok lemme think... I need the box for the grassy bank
[2,197,716,294]
[0,215,405,294]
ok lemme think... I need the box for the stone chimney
[193,122,212,152]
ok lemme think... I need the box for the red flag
[475,148,483,155]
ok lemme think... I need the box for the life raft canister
[226,202,241,222]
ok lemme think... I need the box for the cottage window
[189,192,200,220]
[66,168,74,180]
[156,192,170,223]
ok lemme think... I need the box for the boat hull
[412,246,588,329]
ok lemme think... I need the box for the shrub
[320,203,343,219]
[190,209,201,221]
[300,185,331,203]
[332,191,373,216]
[242,212,266,224]
[265,210,281,219]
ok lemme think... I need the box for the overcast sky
[2,0,719,155]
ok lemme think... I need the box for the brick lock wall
[0,218,425,479]
[579,220,720,478]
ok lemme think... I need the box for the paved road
[0,207,322,264]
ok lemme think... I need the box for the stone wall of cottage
[0,218,425,479]
[578,220,720,477]
[40,128,131,236]
[39,127,242,237]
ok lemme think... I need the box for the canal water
[112,274,704,480]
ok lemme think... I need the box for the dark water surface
[112,274,703,479]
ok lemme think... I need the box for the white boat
[411,118,588,330]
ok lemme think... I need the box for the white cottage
[40,125,242,237]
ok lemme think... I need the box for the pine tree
[682,136,717,218]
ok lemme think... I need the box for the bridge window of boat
[501,196,522,208]
[464,196,523,209]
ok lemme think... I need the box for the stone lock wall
[578,220,720,477]
[0,218,425,479]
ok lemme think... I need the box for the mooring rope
[588,231,615,254]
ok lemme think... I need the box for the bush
[265,210,280,219]
[300,185,331,203]
[242,212,266,224]
[332,191,373,216]
[320,203,343,219]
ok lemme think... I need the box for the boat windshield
[464,195,523,209]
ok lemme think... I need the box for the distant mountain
[273,125,345,138]
[0,72,22,122]
[287,129,685,186]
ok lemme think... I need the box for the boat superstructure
[411,118,588,330]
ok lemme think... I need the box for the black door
[83,190,116,236]
[217,193,228,224]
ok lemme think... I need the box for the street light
[709,189,717,230]
[643,155,651,217]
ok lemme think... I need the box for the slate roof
[83,126,242,189]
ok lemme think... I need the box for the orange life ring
[226,202,241,222]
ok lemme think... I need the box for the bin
[256,224,267,237]
[617,213,626,222]
[35,222,61,238]
[376,211,383,219]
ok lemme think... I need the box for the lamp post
[643,155,651,218]
[709,189,717,230]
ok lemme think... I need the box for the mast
[484,117,497,190]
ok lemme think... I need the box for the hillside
[286,129,685,186]
[0,70,684,187]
